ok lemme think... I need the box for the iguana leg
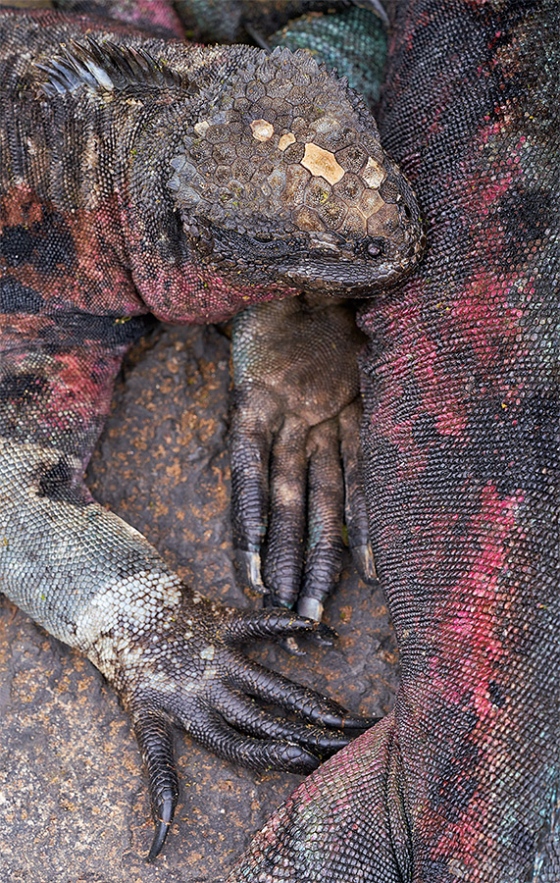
[0,342,373,860]
[228,714,408,881]
[231,294,376,619]
[52,0,186,37]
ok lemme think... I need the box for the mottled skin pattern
[268,5,387,104]
[0,5,423,860]
[6,0,186,38]
[45,0,392,619]
[27,0,389,617]
[41,0,389,45]
[229,0,559,881]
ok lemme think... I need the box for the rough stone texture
[0,324,399,881]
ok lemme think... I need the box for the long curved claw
[235,548,266,594]
[342,711,380,730]
[353,542,378,582]
[132,709,179,863]
[313,621,338,645]
[176,705,323,774]
[230,653,376,731]
[147,793,175,863]
[214,689,352,756]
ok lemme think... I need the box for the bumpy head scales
[167,46,424,295]
[37,38,422,297]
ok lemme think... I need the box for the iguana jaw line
[277,256,418,296]
[189,219,423,296]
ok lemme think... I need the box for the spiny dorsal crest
[36,38,195,98]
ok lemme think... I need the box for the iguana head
[167,46,424,297]
[38,37,423,304]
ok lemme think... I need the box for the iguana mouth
[246,230,388,264]
[276,250,418,295]
[189,219,423,296]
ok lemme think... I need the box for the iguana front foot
[83,584,373,859]
[230,294,377,622]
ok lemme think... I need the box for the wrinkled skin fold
[228,0,560,880]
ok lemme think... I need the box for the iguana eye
[362,239,385,259]
[252,232,273,243]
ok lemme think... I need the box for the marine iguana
[0,5,422,860]
[228,0,560,880]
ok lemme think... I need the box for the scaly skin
[0,6,422,860]
[171,0,388,45]
[54,0,391,624]
[2,0,185,38]
[4,0,389,618]
[228,0,559,880]
[268,5,387,104]
[230,293,374,619]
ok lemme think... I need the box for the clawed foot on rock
[105,591,376,860]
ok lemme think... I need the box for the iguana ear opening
[36,37,195,98]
